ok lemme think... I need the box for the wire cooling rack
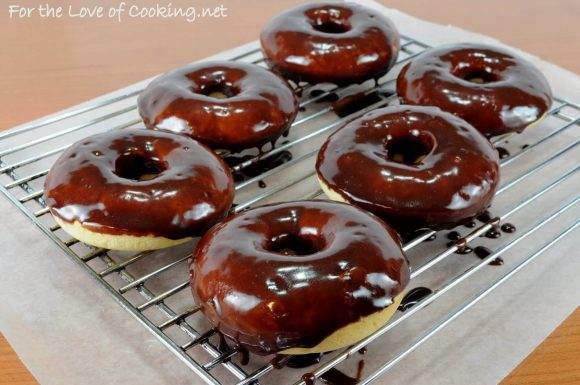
[0,34,578,385]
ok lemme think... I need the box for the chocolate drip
[218,332,230,352]
[477,210,492,223]
[310,89,340,103]
[489,257,504,266]
[285,353,323,369]
[496,147,510,159]
[402,229,435,243]
[317,92,340,103]
[303,373,317,385]
[331,91,382,118]
[464,220,477,228]
[272,353,323,369]
[455,244,473,254]
[238,346,250,365]
[398,287,433,311]
[258,180,267,188]
[310,89,326,98]
[473,246,504,266]
[501,223,516,233]
[223,150,293,182]
[447,231,461,241]
[356,360,365,381]
[302,365,364,385]
[485,227,502,239]
[320,368,360,385]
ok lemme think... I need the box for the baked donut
[191,200,409,355]
[397,43,553,137]
[138,61,298,152]
[44,129,234,251]
[316,106,500,232]
[260,1,400,85]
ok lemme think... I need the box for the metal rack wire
[0,34,578,385]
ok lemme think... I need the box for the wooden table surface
[0,1,579,384]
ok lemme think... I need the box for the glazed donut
[138,61,298,152]
[316,106,500,232]
[260,1,400,85]
[44,129,234,251]
[191,200,409,355]
[397,43,553,137]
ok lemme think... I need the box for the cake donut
[316,106,500,232]
[138,61,298,152]
[191,200,410,355]
[397,43,553,137]
[44,129,234,251]
[260,2,400,85]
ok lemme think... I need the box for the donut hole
[267,233,323,256]
[458,68,500,84]
[114,153,167,181]
[199,82,240,99]
[385,133,434,165]
[308,8,352,34]
[312,20,351,34]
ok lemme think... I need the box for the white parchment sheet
[1,1,579,384]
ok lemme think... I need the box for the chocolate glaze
[316,106,500,231]
[398,286,433,311]
[397,43,553,137]
[137,61,298,152]
[501,223,516,233]
[191,200,409,354]
[260,2,400,85]
[44,129,234,239]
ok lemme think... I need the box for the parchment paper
[1,1,579,384]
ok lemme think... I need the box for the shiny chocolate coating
[191,200,409,354]
[44,129,234,239]
[260,2,400,85]
[316,106,500,231]
[138,61,298,152]
[397,43,553,137]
